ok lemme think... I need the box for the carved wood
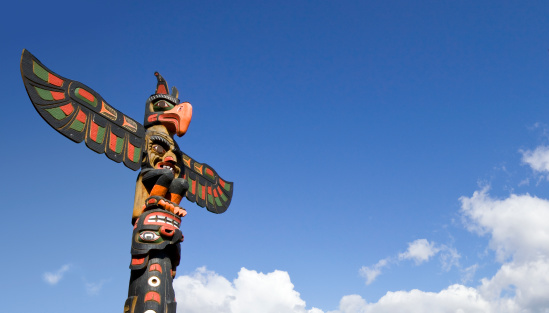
[20,49,234,313]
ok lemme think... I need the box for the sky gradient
[2,1,549,312]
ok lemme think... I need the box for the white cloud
[359,238,457,285]
[521,146,549,173]
[459,187,549,312]
[173,267,322,313]
[398,239,439,265]
[460,264,478,284]
[43,264,71,285]
[460,187,549,263]
[359,259,389,285]
[85,279,108,295]
[331,285,494,313]
[439,245,461,272]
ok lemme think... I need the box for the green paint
[208,194,214,204]
[223,183,231,192]
[70,119,85,132]
[187,177,194,193]
[75,88,98,107]
[220,192,228,202]
[33,61,49,82]
[96,126,106,144]
[45,107,67,120]
[205,171,215,181]
[197,183,203,198]
[215,197,222,206]
[115,137,123,153]
[153,101,175,112]
[34,86,53,100]
[137,231,163,244]
[133,147,141,162]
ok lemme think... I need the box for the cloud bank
[175,185,549,312]
[173,267,323,313]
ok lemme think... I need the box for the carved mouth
[156,161,179,177]
[147,214,180,228]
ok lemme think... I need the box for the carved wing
[180,151,233,214]
[20,49,145,171]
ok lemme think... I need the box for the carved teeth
[147,214,180,228]
[161,164,175,175]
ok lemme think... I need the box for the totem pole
[20,49,233,313]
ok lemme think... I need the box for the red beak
[158,102,193,137]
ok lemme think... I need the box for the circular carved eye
[152,144,166,155]
[148,276,161,287]
[139,231,160,242]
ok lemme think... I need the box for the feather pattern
[20,49,145,171]
[179,151,233,214]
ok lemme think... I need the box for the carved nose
[160,226,175,237]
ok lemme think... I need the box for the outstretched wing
[180,151,233,214]
[20,49,145,171]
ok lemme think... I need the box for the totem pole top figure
[20,49,233,219]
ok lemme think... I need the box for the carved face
[131,208,183,266]
[144,94,192,137]
[144,129,182,178]
[137,210,182,243]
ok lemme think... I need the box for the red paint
[192,180,196,195]
[160,226,175,237]
[201,186,206,199]
[219,179,225,188]
[206,168,214,176]
[145,291,161,303]
[156,85,167,94]
[208,186,212,195]
[60,103,73,115]
[51,91,65,100]
[143,211,181,225]
[90,121,99,141]
[127,143,135,160]
[131,257,145,265]
[76,110,87,123]
[213,189,218,197]
[148,114,158,122]
[79,88,95,102]
[149,264,162,273]
[48,73,63,86]
[109,132,118,151]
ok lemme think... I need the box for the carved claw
[143,195,187,217]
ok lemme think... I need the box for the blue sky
[3,1,549,312]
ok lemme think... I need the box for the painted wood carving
[20,49,233,313]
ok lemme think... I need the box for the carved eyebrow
[150,136,171,148]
